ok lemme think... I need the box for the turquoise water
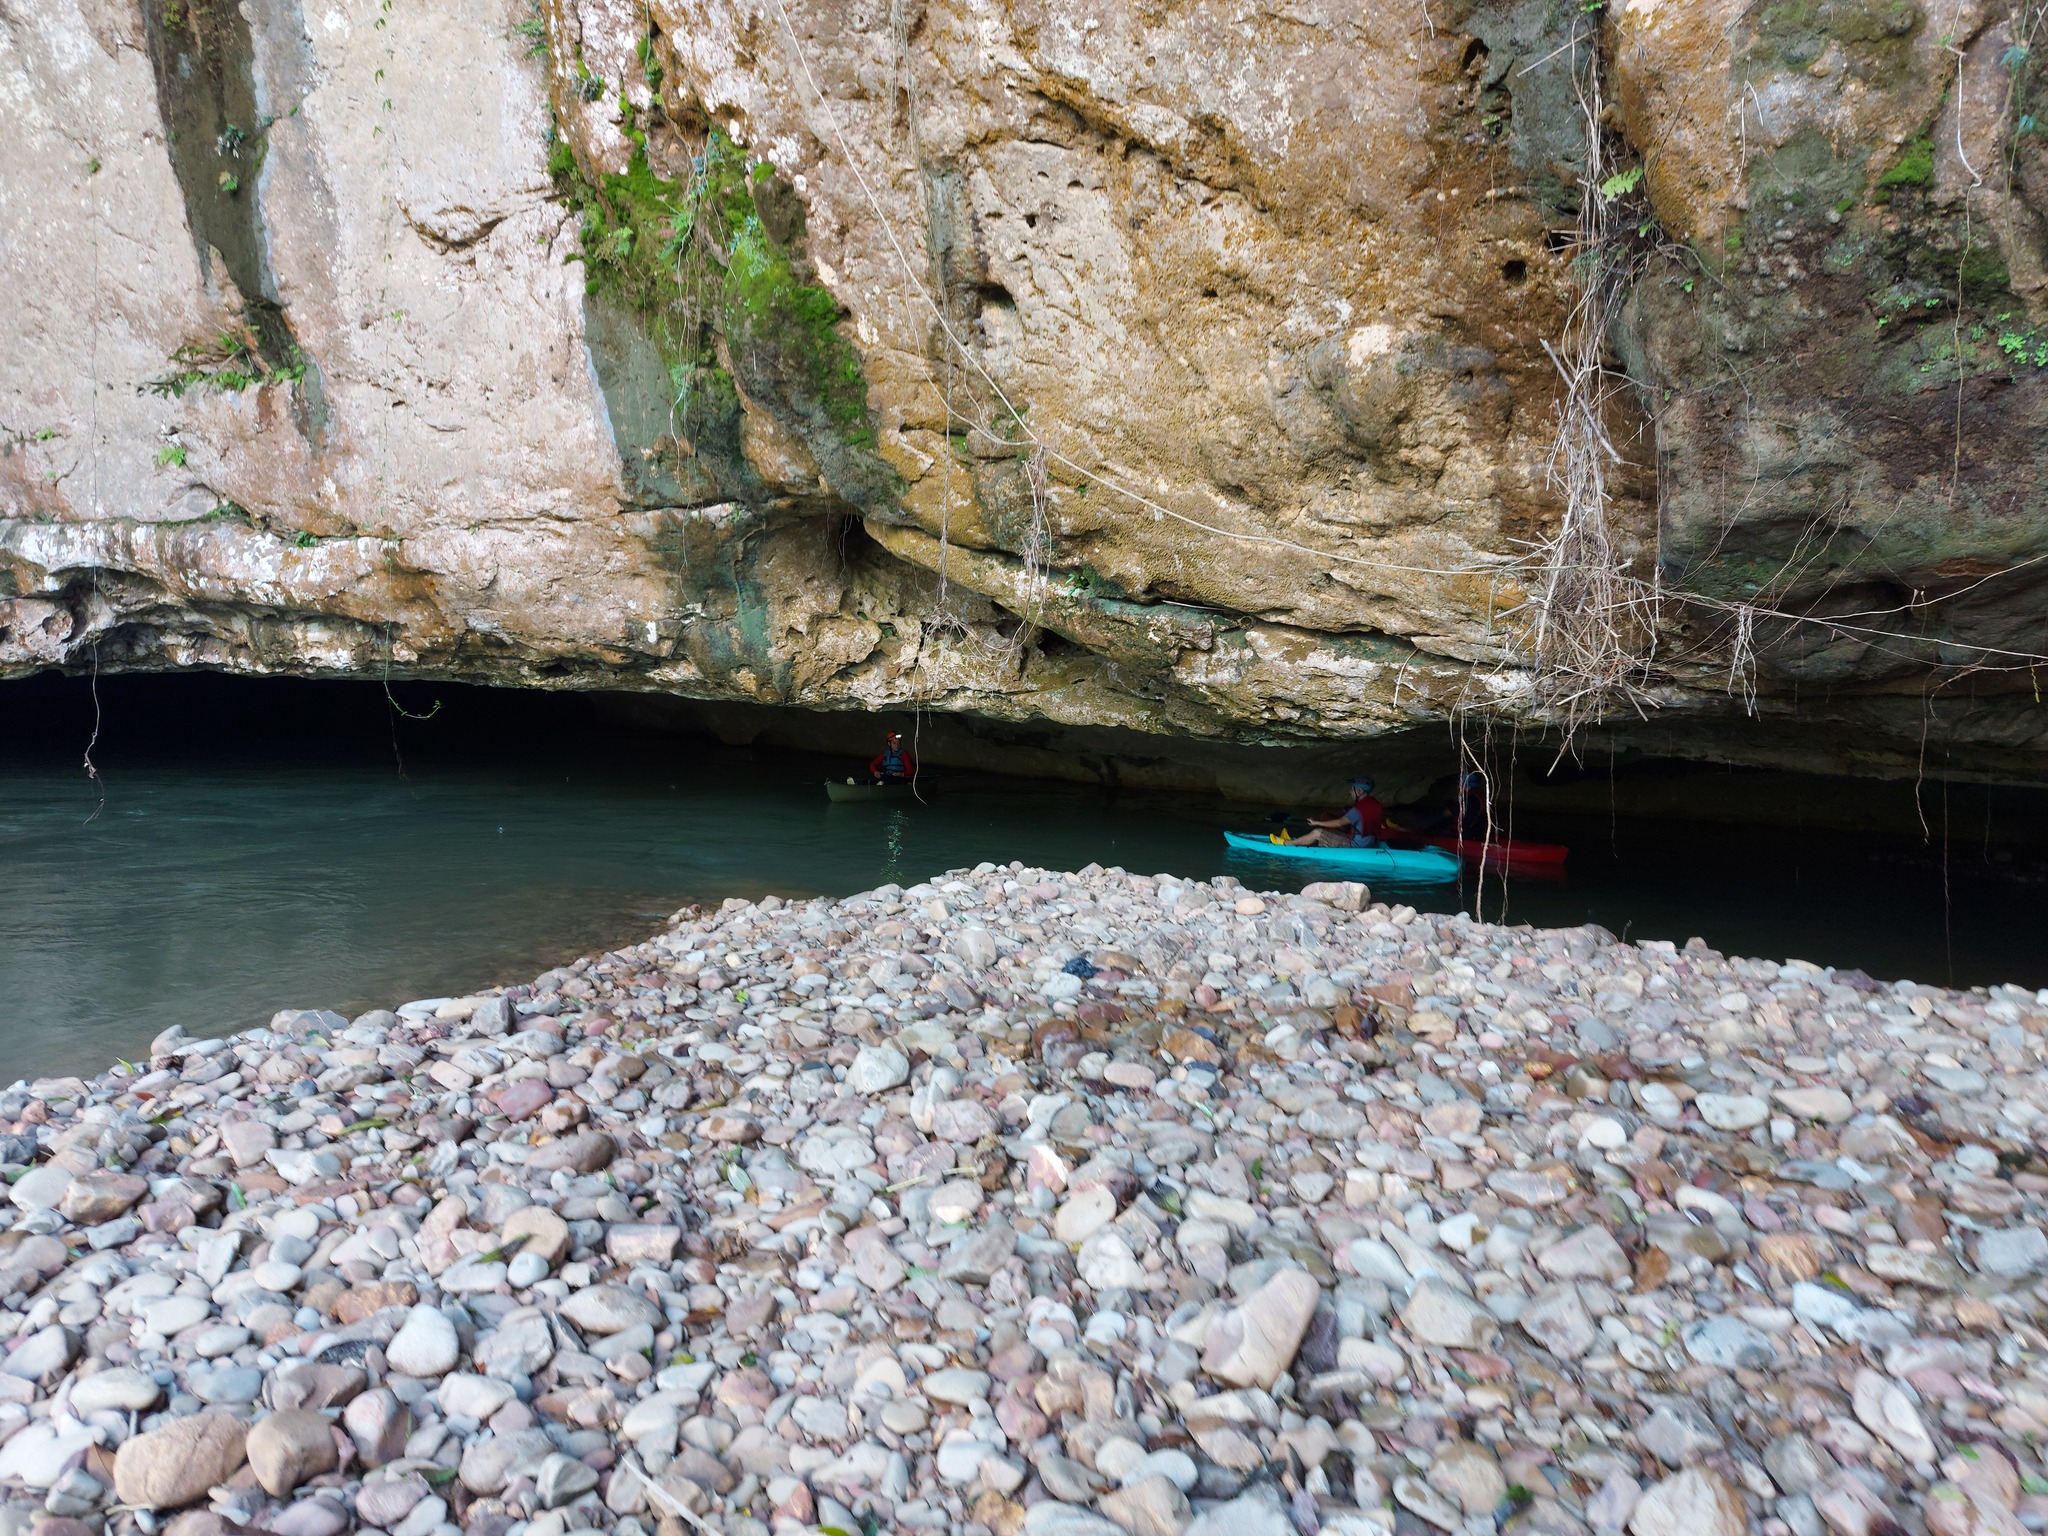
[3,676,2042,1081]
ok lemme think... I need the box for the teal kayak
[1223,831,1461,882]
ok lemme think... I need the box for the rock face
[4,0,2046,778]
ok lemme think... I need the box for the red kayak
[1388,831,1570,868]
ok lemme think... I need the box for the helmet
[1349,776,1374,794]
[886,732,903,743]
[1463,771,1484,790]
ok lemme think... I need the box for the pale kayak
[825,780,922,803]
[1222,831,1461,882]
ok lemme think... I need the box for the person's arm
[903,751,918,777]
[869,752,886,776]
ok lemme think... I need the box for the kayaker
[868,732,916,785]
[1291,776,1387,848]
[1457,770,1490,840]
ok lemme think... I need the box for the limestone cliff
[3,0,2045,779]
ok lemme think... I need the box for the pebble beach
[2,862,2046,1536]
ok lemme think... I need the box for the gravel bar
[3,863,2047,1536]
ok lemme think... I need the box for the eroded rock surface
[3,0,2046,775]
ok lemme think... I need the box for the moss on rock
[551,124,895,513]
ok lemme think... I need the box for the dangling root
[1512,28,1662,746]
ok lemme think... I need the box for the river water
[4,675,2043,1080]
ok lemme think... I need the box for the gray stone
[246,1407,340,1497]
[440,1372,518,1420]
[344,1387,411,1466]
[386,1305,460,1378]
[1,1324,76,1383]
[1773,1087,1854,1124]
[1537,1225,1632,1283]
[1637,1402,1721,1467]
[1518,1283,1597,1360]
[1851,1366,1934,1463]
[1695,1093,1769,1131]
[1079,1230,1148,1290]
[459,1428,556,1495]
[1201,1266,1320,1389]
[1683,1316,1774,1370]
[1400,1277,1498,1349]
[189,1364,264,1405]
[921,1367,992,1404]
[1427,1440,1506,1517]
[70,1366,163,1415]
[1976,1225,2048,1277]
[1181,1487,1296,1536]
[1101,1474,1192,1536]
[1628,1468,1746,1536]
[357,1474,432,1529]
[1864,1244,1963,1291]
[560,1283,663,1335]
[940,1220,1016,1285]
[1393,1472,1465,1531]
[847,1045,910,1094]
[1762,1434,1836,1497]
[535,1451,600,1508]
